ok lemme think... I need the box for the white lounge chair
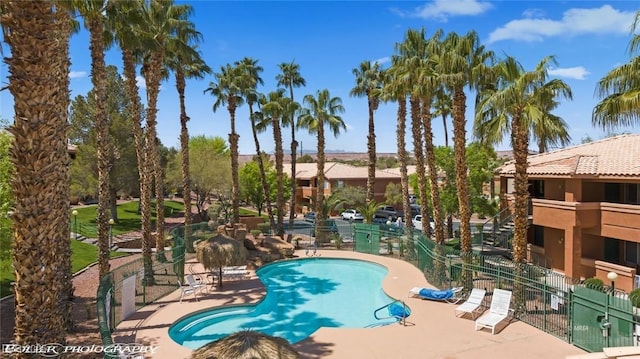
[475,288,513,334]
[454,288,486,319]
[177,280,199,303]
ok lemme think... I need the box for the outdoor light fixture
[72,210,78,240]
[108,218,115,248]
[607,271,618,293]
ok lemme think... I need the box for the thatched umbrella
[191,330,300,359]
[196,233,247,288]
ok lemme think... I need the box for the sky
[1,0,639,155]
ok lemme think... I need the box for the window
[336,180,344,188]
[532,225,544,247]
[604,237,620,263]
[625,241,639,267]
[624,183,640,204]
[604,183,621,202]
[324,180,330,190]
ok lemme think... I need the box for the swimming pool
[169,257,408,348]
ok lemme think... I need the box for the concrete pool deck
[114,250,586,359]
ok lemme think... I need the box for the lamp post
[72,210,78,240]
[607,271,618,294]
[108,218,115,249]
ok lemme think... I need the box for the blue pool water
[169,257,406,348]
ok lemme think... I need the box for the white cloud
[374,56,391,66]
[488,5,636,43]
[394,0,492,21]
[136,75,146,90]
[69,71,87,79]
[548,66,590,80]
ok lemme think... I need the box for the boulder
[262,235,295,258]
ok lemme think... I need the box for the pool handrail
[373,299,409,326]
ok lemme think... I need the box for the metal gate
[572,286,634,352]
[354,223,381,254]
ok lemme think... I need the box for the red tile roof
[497,134,640,177]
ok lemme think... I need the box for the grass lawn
[72,199,184,237]
[0,239,128,298]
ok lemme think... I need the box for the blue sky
[1,1,639,155]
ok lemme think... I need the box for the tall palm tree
[435,30,494,253]
[165,20,210,252]
[475,55,572,265]
[593,11,640,131]
[137,0,194,281]
[298,89,346,240]
[379,57,411,235]
[432,86,454,237]
[236,57,274,231]
[74,0,112,278]
[533,87,572,153]
[276,61,306,231]
[205,63,245,224]
[259,89,294,237]
[350,60,384,203]
[2,0,73,346]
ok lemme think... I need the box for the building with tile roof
[283,162,403,213]
[495,134,640,291]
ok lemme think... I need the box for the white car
[340,209,364,221]
[412,215,435,232]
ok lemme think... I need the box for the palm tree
[259,89,294,237]
[2,0,73,345]
[432,87,453,147]
[533,87,572,153]
[350,60,384,203]
[475,55,572,265]
[435,30,494,254]
[276,61,306,231]
[165,21,210,252]
[137,0,195,282]
[205,63,245,224]
[379,57,411,236]
[74,0,112,278]
[593,11,640,131]
[107,1,157,264]
[298,89,346,241]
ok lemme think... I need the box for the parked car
[375,205,398,221]
[412,214,435,233]
[340,209,364,221]
[408,194,417,204]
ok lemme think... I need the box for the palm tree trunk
[511,113,529,264]
[155,151,166,260]
[366,96,377,203]
[88,16,112,278]
[250,110,276,229]
[141,51,165,285]
[177,69,193,247]
[452,87,471,252]
[421,99,445,244]
[410,97,427,232]
[452,86,473,290]
[228,101,240,224]
[397,97,411,230]
[288,88,298,236]
[274,118,285,237]
[3,0,72,347]
[315,122,326,242]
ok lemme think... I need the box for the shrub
[250,229,262,238]
[584,277,604,292]
[256,223,271,234]
[629,288,640,307]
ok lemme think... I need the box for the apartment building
[496,134,640,292]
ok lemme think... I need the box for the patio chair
[475,288,513,334]
[186,274,207,292]
[408,286,464,304]
[454,288,487,319]
[177,280,199,303]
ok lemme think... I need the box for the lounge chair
[177,280,199,303]
[210,266,250,281]
[475,288,513,334]
[454,288,487,319]
[408,286,464,304]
